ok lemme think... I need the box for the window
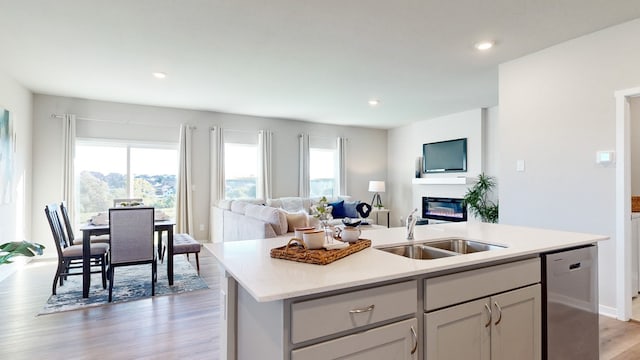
[224,130,259,199]
[309,136,339,198]
[75,140,178,226]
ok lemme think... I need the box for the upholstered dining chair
[59,202,110,246]
[45,203,109,295]
[108,206,156,302]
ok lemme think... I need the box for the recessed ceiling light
[475,41,494,51]
[368,99,380,106]
[153,72,167,79]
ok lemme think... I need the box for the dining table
[79,219,176,298]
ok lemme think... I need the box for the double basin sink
[378,238,506,260]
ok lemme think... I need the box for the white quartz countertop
[208,222,608,302]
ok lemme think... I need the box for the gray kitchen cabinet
[291,317,418,360]
[425,284,541,360]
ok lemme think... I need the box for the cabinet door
[291,318,418,360]
[425,297,491,360]
[491,284,541,360]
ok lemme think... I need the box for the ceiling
[1,1,640,129]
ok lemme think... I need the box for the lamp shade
[368,181,385,193]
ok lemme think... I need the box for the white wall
[32,94,387,254]
[0,69,33,279]
[498,18,640,312]
[387,107,499,226]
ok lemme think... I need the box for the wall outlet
[516,160,525,172]
[199,224,204,231]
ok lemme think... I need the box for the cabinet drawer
[291,280,417,344]
[424,257,540,312]
[291,317,418,360]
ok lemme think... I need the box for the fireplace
[422,197,467,222]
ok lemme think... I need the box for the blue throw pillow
[329,200,346,219]
[343,200,360,218]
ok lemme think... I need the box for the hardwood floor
[1,247,640,359]
[0,248,221,360]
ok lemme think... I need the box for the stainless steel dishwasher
[542,245,598,360]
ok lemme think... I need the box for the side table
[372,208,390,228]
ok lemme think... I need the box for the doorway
[615,87,640,321]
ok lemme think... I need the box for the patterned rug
[39,256,208,315]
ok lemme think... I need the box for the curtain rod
[50,113,195,129]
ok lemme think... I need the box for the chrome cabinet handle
[484,303,492,328]
[494,301,502,326]
[349,304,375,314]
[410,325,418,355]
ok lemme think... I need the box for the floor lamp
[368,181,385,208]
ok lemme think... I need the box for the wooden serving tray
[270,238,371,265]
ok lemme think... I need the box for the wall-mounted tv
[422,138,467,173]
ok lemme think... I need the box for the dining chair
[108,206,156,302]
[45,203,109,295]
[59,201,110,245]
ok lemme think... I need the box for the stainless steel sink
[378,238,505,260]
[379,244,456,260]
[424,238,506,254]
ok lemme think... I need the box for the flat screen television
[422,138,467,173]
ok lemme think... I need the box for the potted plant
[463,173,499,223]
[0,241,45,265]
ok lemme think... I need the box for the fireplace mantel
[412,177,476,185]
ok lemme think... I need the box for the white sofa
[211,197,373,242]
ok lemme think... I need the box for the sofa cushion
[218,199,233,210]
[266,198,282,208]
[343,200,360,218]
[285,211,308,232]
[230,201,249,214]
[329,200,346,219]
[281,197,305,212]
[244,204,288,235]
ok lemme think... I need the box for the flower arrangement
[312,196,331,221]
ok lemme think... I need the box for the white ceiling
[1,1,639,129]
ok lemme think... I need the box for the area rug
[39,256,208,315]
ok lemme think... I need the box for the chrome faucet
[406,208,418,240]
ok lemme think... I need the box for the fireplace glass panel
[422,197,467,222]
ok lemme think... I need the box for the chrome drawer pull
[349,304,375,314]
[484,303,492,328]
[494,301,502,326]
[410,325,418,354]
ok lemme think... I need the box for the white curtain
[210,126,225,204]
[337,137,347,196]
[258,130,272,200]
[62,114,76,222]
[298,133,309,197]
[176,124,194,235]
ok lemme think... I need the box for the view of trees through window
[224,142,257,199]
[75,142,178,226]
[309,147,337,197]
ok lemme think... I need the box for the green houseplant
[0,241,45,265]
[463,173,499,223]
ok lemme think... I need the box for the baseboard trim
[599,304,618,319]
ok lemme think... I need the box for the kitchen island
[209,222,607,360]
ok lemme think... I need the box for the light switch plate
[516,160,525,172]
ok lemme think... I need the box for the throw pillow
[356,202,372,218]
[329,200,346,219]
[285,211,308,232]
[343,200,360,218]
